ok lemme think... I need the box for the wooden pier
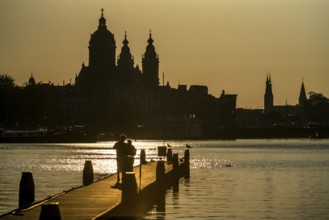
[0,150,190,220]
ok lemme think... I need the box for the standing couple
[113,134,137,186]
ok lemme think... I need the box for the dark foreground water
[1,139,329,219]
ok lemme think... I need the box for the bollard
[83,160,94,185]
[123,156,134,172]
[172,153,179,171]
[39,202,61,220]
[140,149,147,164]
[167,148,173,164]
[158,146,167,157]
[184,149,190,179]
[156,160,165,182]
[122,172,137,207]
[171,153,180,192]
[19,172,35,207]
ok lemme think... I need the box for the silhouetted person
[113,134,127,185]
[127,139,137,156]
[126,139,137,170]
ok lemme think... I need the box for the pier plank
[1,161,173,220]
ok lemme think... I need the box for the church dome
[89,9,115,47]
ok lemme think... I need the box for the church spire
[264,72,273,114]
[142,31,159,90]
[148,30,154,44]
[117,31,134,77]
[98,8,107,28]
[123,31,129,46]
[299,79,307,108]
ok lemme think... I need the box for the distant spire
[98,8,106,28]
[299,79,307,107]
[101,8,104,17]
[148,30,154,44]
[123,31,129,45]
[28,72,36,86]
[264,72,274,114]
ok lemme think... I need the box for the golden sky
[0,0,328,108]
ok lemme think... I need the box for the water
[1,139,329,219]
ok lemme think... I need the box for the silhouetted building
[76,9,116,96]
[0,9,237,138]
[299,80,307,108]
[264,73,274,114]
[142,32,160,91]
[262,74,309,128]
[220,91,237,125]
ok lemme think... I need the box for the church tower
[88,9,116,78]
[264,73,274,114]
[142,31,159,90]
[117,32,134,82]
[299,80,307,108]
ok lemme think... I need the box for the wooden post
[184,149,190,179]
[122,172,137,207]
[83,160,94,185]
[19,172,35,207]
[39,202,61,220]
[123,156,134,172]
[171,153,179,192]
[167,148,173,164]
[156,161,165,182]
[140,149,147,164]
[172,153,178,171]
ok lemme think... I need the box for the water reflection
[1,140,329,218]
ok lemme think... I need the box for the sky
[0,0,328,108]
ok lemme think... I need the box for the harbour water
[1,139,329,219]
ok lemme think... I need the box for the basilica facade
[75,9,159,97]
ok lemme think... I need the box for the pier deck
[1,161,174,220]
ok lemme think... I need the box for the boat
[0,127,97,143]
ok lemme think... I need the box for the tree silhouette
[305,91,329,125]
[0,74,15,89]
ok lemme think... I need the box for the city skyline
[1,0,328,108]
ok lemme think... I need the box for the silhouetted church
[264,73,307,115]
[262,73,308,127]
[236,74,309,129]
[70,9,237,137]
[264,74,274,114]
[76,9,159,96]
